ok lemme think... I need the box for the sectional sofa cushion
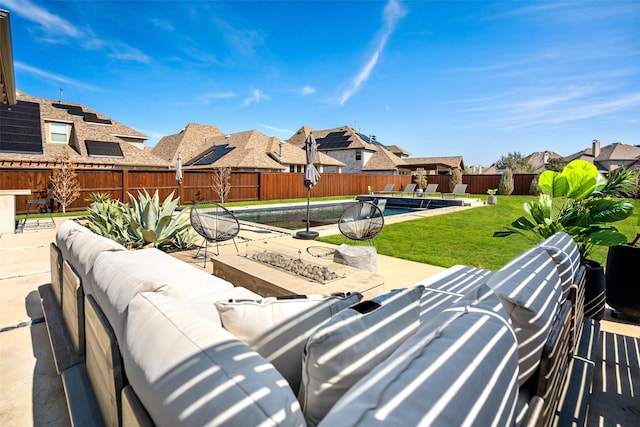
[215,292,362,392]
[123,291,305,427]
[186,287,261,326]
[417,266,493,325]
[319,284,519,426]
[91,248,233,344]
[535,232,581,301]
[55,219,93,261]
[486,247,562,385]
[66,229,127,296]
[299,287,423,426]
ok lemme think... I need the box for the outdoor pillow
[319,284,519,427]
[123,291,305,427]
[486,247,562,385]
[535,232,581,301]
[55,219,93,261]
[215,292,362,392]
[299,286,423,426]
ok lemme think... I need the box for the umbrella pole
[296,185,319,240]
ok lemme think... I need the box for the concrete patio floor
[1,213,638,426]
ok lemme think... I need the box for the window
[355,149,362,161]
[290,164,295,173]
[49,123,68,143]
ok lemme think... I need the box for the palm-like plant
[494,160,637,259]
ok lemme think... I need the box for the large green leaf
[586,229,628,246]
[562,160,598,200]
[539,170,567,197]
[587,199,635,223]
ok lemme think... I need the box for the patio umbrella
[176,153,183,203]
[296,133,320,239]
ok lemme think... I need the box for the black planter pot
[583,259,606,320]
[605,244,640,319]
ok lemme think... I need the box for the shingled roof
[403,156,465,170]
[184,128,344,171]
[151,122,225,165]
[0,91,168,169]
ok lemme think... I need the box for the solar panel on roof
[187,144,235,166]
[316,131,352,150]
[52,103,112,124]
[357,132,387,149]
[0,101,44,154]
[85,140,124,158]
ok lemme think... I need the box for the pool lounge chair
[394,183,417,196]
[375,183,395,194]
[423,183,441,197]
[449,183,470,198]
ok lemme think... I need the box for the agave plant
[86,198,134,247]
[124,190,190,248]
[494,160,637,259]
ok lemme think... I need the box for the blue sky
[2,0,639,166]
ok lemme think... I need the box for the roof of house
[304,126,379,152]
[0,91,167,168]
[362,145,408,171]
[386,144,411,157]
[184,128,344,170]
[403,156,465,170]
[566,142,640,169]
[526,151,563,174]
[151,122,225,165]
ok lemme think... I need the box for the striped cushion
[319,284,519,427]
[215,293,362,392]
[535,232,581,301]
[300,287,423,426]
[487,247,562,385]
[417,266,493,324]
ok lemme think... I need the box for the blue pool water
[232,202,416,230]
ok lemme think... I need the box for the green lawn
[318,196,640,271]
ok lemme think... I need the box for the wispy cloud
[1,0,149,63]
[197,91,237,105]
[244,89,268,106]
[150,18,174,32]
[2,0,80,38]
[15,61,102,91]
[261,124,295,135]
[300,85,316,96]
[339,0,407,105]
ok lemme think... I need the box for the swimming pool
[231,202,417,230]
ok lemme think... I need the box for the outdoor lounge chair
[190,201,240,267]
[423,183,441,197]
[20,185,55,231]
[375,183,395,194]
[449,183,470,198]
[394,183,416,196]
[338,201,384,244]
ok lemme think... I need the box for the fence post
[122,170,129,202]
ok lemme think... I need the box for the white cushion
[215,293,362,392]
[186,287,262,326]
[300,287,423,426]
[320,284,519,427]
[123,291,304,427]
[486,247,562,385]
[56,219,92,261]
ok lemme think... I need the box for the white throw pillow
[300,286,423,426]
[215,292,362,392]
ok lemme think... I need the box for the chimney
[542,151,549,164]
[592,139,601,158]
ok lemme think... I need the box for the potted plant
[414,168,427,196]
[494,160,637,320]
[487,189,498,205]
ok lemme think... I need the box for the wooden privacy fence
[0,167,535,214]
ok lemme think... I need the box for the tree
[414,168,427,190]
[495,152,534,174]
[545,157,567,172]
[449,169,462,192]
[498,168,514,195]
[212,167,232,203]
[50,155,80,213]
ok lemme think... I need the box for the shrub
[498,168,514,195]
[449,169,462,192]
[529,175,541,196]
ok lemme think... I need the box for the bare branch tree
[50,155,81,213]
[212,167,232,203]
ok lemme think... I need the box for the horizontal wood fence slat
[1,168,535,214]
